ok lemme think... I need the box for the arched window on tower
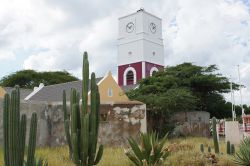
[126,70,134,85]
[150,67,159,76]
[152,71,157,76]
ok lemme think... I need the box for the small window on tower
[126,70,134,85]
[128,51,132,55]
[152,52,156,56]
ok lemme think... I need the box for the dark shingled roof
[121,84,139,93]
[4,87,33,100]
[27,78,103,102]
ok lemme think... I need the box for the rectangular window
[108,88,113,97]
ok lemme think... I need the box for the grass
[0,137,237,166]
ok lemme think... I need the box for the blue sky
[1,0,250,104]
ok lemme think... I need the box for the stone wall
[0,99,146,147]
[172,111,210,137]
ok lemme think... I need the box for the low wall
[172,111,210,137]
[225,121,243,145]
[0,99,146,147]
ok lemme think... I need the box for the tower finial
[137,8,144,12]
[138,0,144,12]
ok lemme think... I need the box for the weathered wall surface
[225,121,243,145]
[99,104,146,146]
[0,99,146,147]
[172,111,210,137]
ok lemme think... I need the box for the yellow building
[25,71,132,104]
[0,86,6,99]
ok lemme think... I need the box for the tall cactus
[63,52,103,166]
[212,117,220,154]
[230,144,235,155]
[200,144,204,153]
[226,141,231,155]
[3,86,38,166]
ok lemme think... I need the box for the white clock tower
[118,9,164,86]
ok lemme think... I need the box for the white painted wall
[225,121,243,145]
[118,10,164,66]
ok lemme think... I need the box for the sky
[0,0,250,105]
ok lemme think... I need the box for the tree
[0,70,78,89]
[127,63,240,134]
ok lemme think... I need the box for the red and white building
[118,9,164,86]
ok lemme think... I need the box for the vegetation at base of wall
[0,70,78,89]
[125,132,169,166]
[3,86,42,166]
[0,137,236,166]
[63,52,103,166]
[233,137,250,165]
[227,141,231,155]
[200,144,204,153]
[208,146,211,153]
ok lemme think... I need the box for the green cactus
[26,113,38,166]
[208,146,211,153]
[226,141,231,155]
[200,144,204,153]
[212,117,220,154]
[231,144,235,155]
[63,52,103,166]
[3,86,39,166]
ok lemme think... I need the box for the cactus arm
[71,103,78,137]
[3,94,10,166]
[94,145,104,165]
[15,86,21,166]
[76,92,81,131]
[226,141,230,155]
[230,144,235,155]
[9,90,17,166]
[82,52,89,115]
[88,73,97,165]
[26,113,38,166]
[96,87,100,133]
[81,113,89,165]
[18,114,27,166]
[72,133,80,166]
[208,146,211,153]
[212,117,220,154]
[71,104,81,164]
[63,90,72,157]
[63,90,68,121]
[200,144,204,153]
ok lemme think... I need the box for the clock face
[126,22,134,33]
[149,22,156,33]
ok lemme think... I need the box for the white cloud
[0,50,15,60]
[1,0,250,104]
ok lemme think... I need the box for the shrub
[233,137,250,166]
[165,151,207,166]
[125,133,169,166]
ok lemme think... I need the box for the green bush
[233,137,250,165]
[125,133,169,166]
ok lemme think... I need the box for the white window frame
[150,67,159,76]
[123,67,137,86]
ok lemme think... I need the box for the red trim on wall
[145,62,164,77]
[118,62,142,86]
[118,61,164,86]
